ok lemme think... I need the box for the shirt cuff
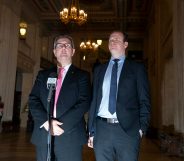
[40,121,48,129]
[139,129,143,137]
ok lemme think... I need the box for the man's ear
[72,49,75,56]
[124,42,128,49]
[53,49,56,57]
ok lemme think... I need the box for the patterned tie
[108,59,119,114]
[53,67,64,118]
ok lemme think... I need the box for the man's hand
[51,120,64,136]
[42,120,64,136]
[88,136,94,148]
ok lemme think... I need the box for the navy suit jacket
[29,65,91,146]
[88,58,151,138]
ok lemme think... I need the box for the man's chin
[59,56,69,60]
[111,52,122,58]
[57,57,72,64]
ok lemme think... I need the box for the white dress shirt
[97,56,125,119]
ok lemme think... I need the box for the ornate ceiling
[28,0,152,37]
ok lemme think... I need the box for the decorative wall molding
[160,20,173,47]
[17,52,35,73]
[18,41,31,57]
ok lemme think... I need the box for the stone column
[173,0,184,133]
[0,1,20,121]
[19,24,41,127]
[159,0,174,127]
[20,73,32,127]
[145,0,163,130]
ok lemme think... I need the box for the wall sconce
[19,22,27,39]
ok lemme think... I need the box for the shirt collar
[110,55,125,63]
[57,63,71,73]
[63,63,71,72]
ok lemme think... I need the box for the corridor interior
[1,0,184,161]
[0,129,184,161]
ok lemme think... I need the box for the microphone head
[47,72,57,89]
[49,72,57,78]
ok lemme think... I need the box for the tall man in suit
[29,35,91,161]
[88,31,151,161]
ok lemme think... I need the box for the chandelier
[80,40,102,50]
[60,0,87,25]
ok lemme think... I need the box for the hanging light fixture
[19,22,27,39]
[80,40,102,50]
[60,0,87,25]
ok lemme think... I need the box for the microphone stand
[46,84,55,161]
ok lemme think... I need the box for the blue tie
[108,59,119,114]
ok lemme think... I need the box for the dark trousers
[94,119,141,161]
[36,138,83,161]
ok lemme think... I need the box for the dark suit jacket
[88,58,151,138]
[29,65,91,146]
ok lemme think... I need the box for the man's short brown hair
[54,35,75,49]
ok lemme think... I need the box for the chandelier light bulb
[92,42,96,46]
[97,40,102,45]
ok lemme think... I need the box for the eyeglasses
[55,43,72,49]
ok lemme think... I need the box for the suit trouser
[94,118,141,161]
[36,137,83,161]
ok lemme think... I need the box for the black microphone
[46,72,57,161]
[47,72,57,102]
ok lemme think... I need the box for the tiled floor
[0,129,184,161]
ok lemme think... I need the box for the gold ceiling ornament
[80,40,102,50]
[60,0,87,25]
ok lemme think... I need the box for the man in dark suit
[29,35,91,161]
[88,31,151,161]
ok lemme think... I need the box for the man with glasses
[29,35,91,161]
[88,31,151,161]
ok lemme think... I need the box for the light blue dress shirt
[97,56,125,118]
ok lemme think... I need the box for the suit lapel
[96,62,109,109]
[56,65,76,117]
[117,58,132,101]
[118,58,129,83]
[61,65,75,90]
